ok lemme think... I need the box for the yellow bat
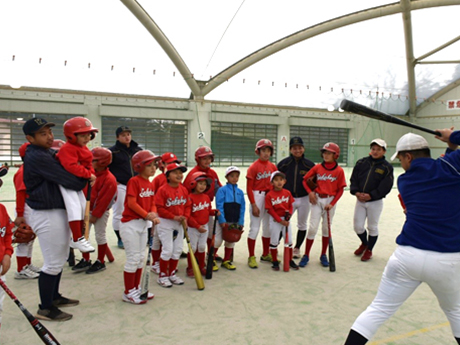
[181,220,205,291]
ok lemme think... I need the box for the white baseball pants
[157,218,184,261]
[292,196,310,230]
[353,199,383,237]
[189,224,208,252]
[248,191,270,240]
[90,209,110,245]
[58,185,85,222]
[120,219,148,273]
[112,184,126,231]
[307,195,336,239]
[269,217,293,247]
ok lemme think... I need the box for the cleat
[248,256,258,269]
[361,249,373,261]
[117,239,124,249]
[221,260,236,270]
[186,267,194,278]
[271,260,280,271]
[289,260,299,270]
[36,306,72,321]
[320,254,329,267]
[14,265,39,279]
[150,262,160,274]
[71,237,95,253]
[292,248,301,259]
[354,243,368,256]
[86,260,106,274]
[28,264,42,273]
[169,274,184,285]
[52,296,79,308]
[72,259,91,273]
[299,255,309,267]
[157,276,172,288]
[122,288,147,305]
[260,254,272,263]
[212,260,219,272]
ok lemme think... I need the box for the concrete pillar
[187,101,212,165]
[84,97,102,149]
[276,113,290,163]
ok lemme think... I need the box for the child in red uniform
[120,150,161,304]
[246,139,278,269]
[155,163,191,288]
[265,171,298,271]
[57,117,98,254]
[300,142,346,268]
[186,172,216,277]
[85,147,118,274]
[13,142,40,279]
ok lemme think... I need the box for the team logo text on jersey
[316,173,337,182]
[0,226,6,237]
[270,196,290,206]
[139,188,155,198]
[256,171,272,180]
[192,201,210,213]
[166,196,187,207]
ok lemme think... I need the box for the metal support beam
[401,0,417,118]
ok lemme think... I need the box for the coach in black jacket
[349,138,394,261]
[277,137,315,258]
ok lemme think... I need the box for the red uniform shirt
[57,142,95,180]
[121,175,156,222]
[155,184,191,219]
[303,163,347,206]
[265,188,294,223]
[246,159,277,204]
[90,168,118,218]
[183,166,221,202]
[13,166,27,217]
[153,173,167,192]
[0,204,14,261]
[187,193,213,228]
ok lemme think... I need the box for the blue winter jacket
[216,183,245,226]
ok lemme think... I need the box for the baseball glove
[222,223,244,243]
[306,175,317,191]
[13,223,36,243]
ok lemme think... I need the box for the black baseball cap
[23,118,55,136]
[116,126,132,136]
[290,136,304,147]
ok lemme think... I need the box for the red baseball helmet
[132,150,160,173]
[63,117,98,144]
[161,152,181,164]
[255,139,274,155]
[91,147,112,167]
[18,142,30,158]
[187,172,212,193]
[195,146,214,163]
[321,142,340,159]
[51,139,65,151]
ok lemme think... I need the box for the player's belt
[255,190,266,194]
[317,194,331,198]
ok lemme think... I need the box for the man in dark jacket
[349,138,393,261]
[108,126,142,248]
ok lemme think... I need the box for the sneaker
[212,260,219,272]
[71,237,95,253]
[36,305,72,321]
[272,260,280,271]
[293,248,301,259]
[221,260,236,270]
[72,259,91,273]
[52,296,79,308]
[354,243,368,256]
[248,256,258,269]
[169,274,184,285]
[122,288,147,305]
[151,262,160,274]
[320,254,329,267]
[117,239,124,249]
[186,267,194,278]
[299,255,309,267]
[14,265,39,279]
[86,260,106,274]
[361,249,373,261]
[157,276,172,288]
[28,264,42,273]
[289,260,299,270]
[260,254,272,263]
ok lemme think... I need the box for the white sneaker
[122,288,147,305]
[157,276,172,288]
[14,265,39,279]
[293,248,301,259]
[150,262,160,275]
[169,274,184,285]
[28,264,42,273]
[71,237,95,253]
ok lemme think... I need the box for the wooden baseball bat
[326,210,336,272]
[181,220,205,290]
[205,215,217,280]
[283,211,291,272]
[0,279,61,345]
[340,99,441,136]
[83,182,92,240]
[140,226,153,300]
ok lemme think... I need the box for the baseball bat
[83,182,92,240]
[340,99,441,136]
[181,220,205,290]
[283,211,291,272]
[326,210,336,272]
[205,215,217,280]
[0,279,61,345]
[140,226,153,300]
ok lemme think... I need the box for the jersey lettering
[192,201,210,213]
[166,196,187,207]
[139,188,155,198]
[0,226,6,238]
[271,196,290,206]
[317,173,337,183]
[256,171,271,180]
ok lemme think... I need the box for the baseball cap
[165,162,187,175]
[370,138,387,150]
[115,126,132,136]
[391,133,430,161]
[225,166,241,177]
[270,170,286,182]
[22,118,55,136]
[161,152,181,164]
[290,136,304,147]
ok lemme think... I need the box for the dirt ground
[0,167,457,345]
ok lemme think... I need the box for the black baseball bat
[340,99,441,136]
[326,210,336,272]
[205,215,217,280]
[140,226,153,300]
[0,279,61,345]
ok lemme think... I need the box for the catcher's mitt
[13,223,36,243]
[222,223,244,243]
[306,175,317,191]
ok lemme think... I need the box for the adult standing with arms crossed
[345,129,460,344]
[108,126,142,249]
[277,137,315,258]
[22,118,87,321]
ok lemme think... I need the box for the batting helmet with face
[255,139,274,155]
[195,146,214,163]
[187,172,212,193]
[18,142,30,158]
[63,117,98,144]
[321,142,340,159]
[91,147,112,167]
[132,150,160,173]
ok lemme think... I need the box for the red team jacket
[265,189,294,222]
[0,204,14,262]
[187,193,213,229]
[57,142,95,180]
[90,169,118,218]
[121,176,157,222]
[13,165,27,217]
[183,166,221,202]
[246,159,277,204]
[155,184,191,220]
